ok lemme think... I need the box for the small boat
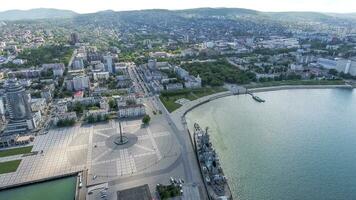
[252,95,265,103]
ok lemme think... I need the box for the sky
[0,0,355,14]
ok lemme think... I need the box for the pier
[246,90,266,103]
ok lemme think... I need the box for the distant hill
[327,12,356,19]
[0,7,355,24]
[0,8,78,21]
[176,7,259,17]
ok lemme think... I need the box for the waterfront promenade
[171,84,353,139]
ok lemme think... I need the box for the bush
[57,119,75,127]
[142,114,151,125]
[86,114,109,124]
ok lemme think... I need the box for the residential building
[165,83,183,91]
[72,58,84,70]
[290,63,304,71]
[86,109,108,119]
[42,63,65,77]
[118,104,146,118]
[317,58,356,76]
[41,88,53,102]
[66,76,90,91]
[70,33,79,45]
[30,98,47,114]
[184,75,202,89]
[53,112,77,125]
[174,66,189,80]
[103,55,114,74]
[93,72,110,81]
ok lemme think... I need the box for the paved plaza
[0,118,181,188]
[86,119,181,184]
[0,97,205,199]
[0,126,86,187]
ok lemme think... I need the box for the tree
[108,99,118,110]
[72,102,84,115]
[142,115,151,125]
[328,69,338,76]
[126,99,136,105]
[87,115,95,123]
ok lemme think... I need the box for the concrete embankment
[170,84,353,200]
[0,172,79,191]
[172,84,354,128]
[249,84,353,93]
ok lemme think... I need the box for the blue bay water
[186,89,356,200]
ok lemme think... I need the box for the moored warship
[193,123,232,200]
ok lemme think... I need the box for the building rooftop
[117,184,152,200]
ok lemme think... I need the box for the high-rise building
[103,55,114,74]
[3,79,34,135]
[66,76,90,91]
[70,33,79,45]
[0,97,5,122]
[72,58,84,69]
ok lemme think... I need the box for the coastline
[169,84,353,200]
[173,84,353,120]
[248,84,353,93]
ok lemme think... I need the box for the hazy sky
[0,0,355,13]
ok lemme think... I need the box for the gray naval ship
[193,123,232,200]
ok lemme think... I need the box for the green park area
[0,146,33,158]
[3,45,73,68]
[159,87,227,113]
[0,160,22,174]
[156,184,181,200]
[181,59,256,86]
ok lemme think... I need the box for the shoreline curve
[174,84,353,119]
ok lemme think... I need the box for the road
[154,95,194,182]
[126,64,207,198]
[127,64,149,97]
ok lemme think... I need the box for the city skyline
[0,0,355,14]
[1,1,356,199]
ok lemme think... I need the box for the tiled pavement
[0,119,180,188]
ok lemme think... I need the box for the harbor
[185,88,356,199]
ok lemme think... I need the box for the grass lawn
[160,87,227,113]
[0,160,22,174]
[246,80,345,88]
[0,146,33,158]
[192,87,227,98]
[159,96,182,113]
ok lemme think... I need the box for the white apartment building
[118,104,146,118]
[30,98,47,113]
[93,71,110,81]
[67,76,90,91]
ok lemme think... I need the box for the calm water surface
[0,176,76,200]
[186,89,356,200]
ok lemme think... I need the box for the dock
[246,90,265,103]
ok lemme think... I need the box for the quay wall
[0,171,80,191]
[177,84,353,119]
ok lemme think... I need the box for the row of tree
[57,119,76,127]
[86,114,109,124]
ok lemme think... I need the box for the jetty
[246,90,265,103]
